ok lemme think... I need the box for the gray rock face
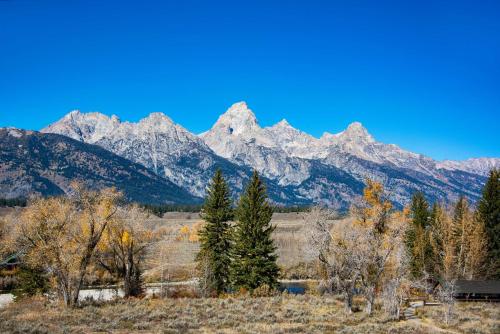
[200,102,492,207]
[436,158,500,177]
[43,110,235,197]
[0,128,200,204]
[41,102,497,208]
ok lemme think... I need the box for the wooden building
[454,280,500,301]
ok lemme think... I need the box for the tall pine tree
[229,171,279,292]
[477,168,500,278]
[196,169,234,295]
[428,202,454,280]
[453,196,472,278]
[406,192,432,278]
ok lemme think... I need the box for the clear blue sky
[0,0,499,160]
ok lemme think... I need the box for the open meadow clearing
[1,294,498,334]
[141,212,327,282]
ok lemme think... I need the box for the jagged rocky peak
[340,122,374,142]
[321,121,374,145]
[4,127,25,138]
[269,119,300,135]
[209,101,259,136]
[274,118,291,128]
[42,110,121,143]
[268,118,317,145]
[141,112,174,124]
[64,109,120,124]
[137,112,179,132]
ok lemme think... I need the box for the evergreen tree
[229,171,279,292]
[412,192,430,229]
[477,168,500,278]
[453,196,469,227]
[12,265,49,300]
[406,192,431,278]
[453,196,471,278]
[196,169,234,295]
[429,202,448,278]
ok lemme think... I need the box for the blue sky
[0,0,499,160]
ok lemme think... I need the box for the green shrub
[12,265,49,300]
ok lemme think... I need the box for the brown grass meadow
[1,294,499,334]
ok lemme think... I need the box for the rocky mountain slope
[42,110,246,197]
[436,158,500,177]
[201,102,492,206]
[41,102,498,208]
[0,128,199,204]
[41,109,362,207]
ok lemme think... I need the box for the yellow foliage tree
[352,178,392,234]
[433,197,488,280]
[16,184,121,306]
[96,205,155,297]
[307,204,408,316]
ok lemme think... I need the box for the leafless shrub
[435,279,457,325]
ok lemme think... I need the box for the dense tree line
[141,203,203,217]
[141,203,311,217]
[0,197,27,207]
[405,168,500,281]
[272,205,311,213]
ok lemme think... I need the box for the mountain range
[1,102,497,209]
[0,128,198,204]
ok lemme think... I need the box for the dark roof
[455,280,500,294]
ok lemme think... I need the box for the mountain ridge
[0,127,200,204]
[39,101,499,208]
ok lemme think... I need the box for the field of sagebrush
[143,212,324,282]
[1,295,498,334]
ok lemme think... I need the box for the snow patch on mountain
[43,110,220,196]
[201,102,313,184]
[437,158,500,176]
[41,101,496,208]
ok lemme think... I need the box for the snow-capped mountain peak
[337,122,374,144]
[43,110,120,143]
[43,110,225,196]
[266,119,321,158]
[209,101,259,136]
[137,112,180,133]
[273,119,292,128]
[141,112,174,124]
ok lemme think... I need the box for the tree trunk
[61,284,71,307]
[365,287,375,315]
[123,247,142,297]
[57,271,73,307]
[365,293,375,315]
[344,290,354,314]
[124,268,132,297]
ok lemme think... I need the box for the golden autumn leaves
[13,183,151,305]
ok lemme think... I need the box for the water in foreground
[0,281,312,309]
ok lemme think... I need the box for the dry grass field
[142,212,330,281]
[1,295,498,334]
